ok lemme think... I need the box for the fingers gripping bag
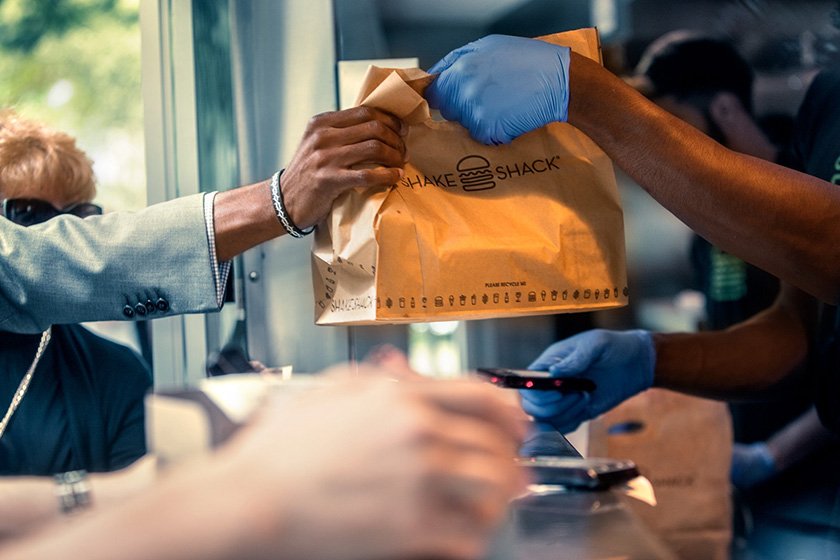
[312,28,628,325]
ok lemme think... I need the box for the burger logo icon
[456,155,496,191]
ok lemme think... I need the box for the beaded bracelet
[269,170,315,238]
[55,470,92,515]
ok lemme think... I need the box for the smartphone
[476,368,596,393]
[516,456,639,489]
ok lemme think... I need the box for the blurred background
[4,2,840,558]
[0,0,145,211]
[1,0,837,379]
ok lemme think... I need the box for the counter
[494,429,677,559]
[503,488,677,559]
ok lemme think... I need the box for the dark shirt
[780,68,840,182]
[780,65,840,436]
[725,67,840,534]
[690,235,808,442]
[691,66,840,442]
[0,325,151,475]
[690,236,779,334]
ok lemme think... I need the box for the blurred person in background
[0,110,156,538]
[629,32,839,556]
[0,109,152,477]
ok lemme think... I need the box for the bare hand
[362,344,422,380]
[224,372,529,560]
[281,107,407,229]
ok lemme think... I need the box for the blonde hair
[0,109,96,203]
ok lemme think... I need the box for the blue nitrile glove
[519,329,655,434]
[731,442,777,490]
[425,34,571,145]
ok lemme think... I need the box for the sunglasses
[1,198,103,227]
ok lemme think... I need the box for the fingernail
[398,168,405,179]
[400,122,408,136]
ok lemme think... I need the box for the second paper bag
[313,28,627,325]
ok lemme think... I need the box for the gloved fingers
[470,119,512,146]
[429,35,517,75]
[547,356,590,377]
[524,394,590,434]
[425,74,464,123]
[518,389,566,407]
[529,334,607,392]
[544,395,591,434]
[554,48,571,122]
[554,392,591,421]
[544,334,609,375]
[471,129,499,146]
[527,346,576,371]
[730,442,776,490]
[520,391,588,419]
[426,46,479,114]
[427,43,476,77]
[425,74,449,114]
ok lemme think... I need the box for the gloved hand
[425,34,571,145]
[731,442,777,490]
[520,329,655,433]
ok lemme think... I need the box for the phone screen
[476,368,596,392]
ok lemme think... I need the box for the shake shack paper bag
[313,28,627,325]
[589,391,733,560]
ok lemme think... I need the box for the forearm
[653,286,813,398]
[213,180,284,262]
[567,52,840,304]
[0,456,269,560]
[0,457,157,542]
[0,479,59,541]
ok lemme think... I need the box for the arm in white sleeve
[203,192,232,308]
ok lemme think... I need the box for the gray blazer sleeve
[0,193,221,333]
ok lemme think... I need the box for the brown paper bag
[313,28,628,325]
[589,389,733,560]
